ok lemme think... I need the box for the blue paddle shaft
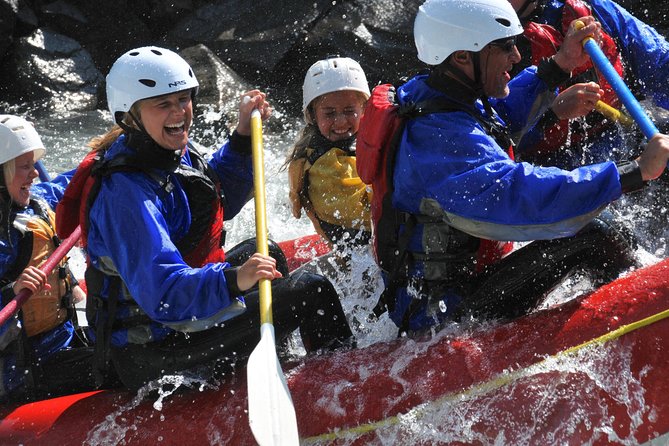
[36,160,50,182]
[582,38,659,140]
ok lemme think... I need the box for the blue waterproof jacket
[389,72,625,330]
[86,135,253,347]
[0,171,75,396]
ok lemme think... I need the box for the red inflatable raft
[1,257,669,445]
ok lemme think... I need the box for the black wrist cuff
[537,107,561,129]
[537,57,571,90]
[224,267,243,296]
[229,130,252,154]
[616,160,645,193]
[1,283,16,306]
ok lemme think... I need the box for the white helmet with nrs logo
[106,46,199,124]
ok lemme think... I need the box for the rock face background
[0,0,667,121]
[0,0,425,120]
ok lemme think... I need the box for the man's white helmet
[106,46,199,124]
[302,56,370,115]
[414,0,523,65]
[0,115,46,165]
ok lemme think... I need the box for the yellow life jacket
[289,146,371,235]
[13,204,70,337]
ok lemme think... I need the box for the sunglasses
[489,36,518,53]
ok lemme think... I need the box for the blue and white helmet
[106,46,199,124]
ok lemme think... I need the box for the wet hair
[0,160,16,245]
[88,103,142,153]
[282,124,321,170]
[2,159,16,190]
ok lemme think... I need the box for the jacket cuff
[537,57,571,90]
[229,130,252,154]
[224,267,243,297]
[536,107,560,130]
[1,283,16,306]
[616,160,645,193]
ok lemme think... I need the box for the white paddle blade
[247,324,299,446]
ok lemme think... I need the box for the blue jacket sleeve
[492,66,554,135]
[393,111,623,241]
[88,172,245,330]
[591,0,669,109]
[208,140,254,220]
[29,168,76,209]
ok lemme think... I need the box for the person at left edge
[62,47,354,390]
[0,115,96,402]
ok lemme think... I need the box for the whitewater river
[16,106,669,445]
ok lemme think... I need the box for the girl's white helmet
[106,46,199,124]
[302,57,370,114]
[414,0,523,65]
[0,115,46,165]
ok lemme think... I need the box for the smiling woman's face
[138,90,193,150]
[6,152,38,207]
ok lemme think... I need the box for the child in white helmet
[286,56,372,251]
[0,115,97,402]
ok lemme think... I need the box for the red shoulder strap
[55,150,99,241]
[356,84,404,184]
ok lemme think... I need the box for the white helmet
[106,46,199,124]
[414,0,523,65]
[0,115,46,165]
[302,56,371,114]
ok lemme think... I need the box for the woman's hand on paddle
[637,133,669,181]
[553,16,601,73]
[237,253,283,292]
[551,82,603,120]
[13,266,50,295]
[235,90,272,136]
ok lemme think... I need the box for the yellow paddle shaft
[595,100,634,126]
[250,110,273,325]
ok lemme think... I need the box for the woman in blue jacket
[0,115,95,401]
[72,47,353,390]
[366,0,669,334]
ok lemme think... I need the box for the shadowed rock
[0,28,102,113]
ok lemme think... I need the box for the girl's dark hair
[281,124,320,171]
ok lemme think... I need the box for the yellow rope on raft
[301,307,669,444]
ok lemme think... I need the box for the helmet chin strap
[119,110,182,172]
[436,51,496,117]
[440,51,486,99]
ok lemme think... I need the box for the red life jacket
[56,145,226,267]
[356,84,513,278]
[522,0,625,152]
